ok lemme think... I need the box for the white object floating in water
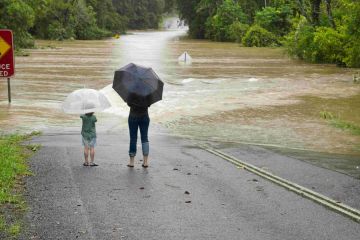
[178,51,192,65]
[181,78,194,84]
[248,78,259,82]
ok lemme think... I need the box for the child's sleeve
[93,116,97,122]
[80,115,84,119]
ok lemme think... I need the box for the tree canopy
[0,0,175,48]
[177,0,360,67]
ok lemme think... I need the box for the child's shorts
[82,137,96,147]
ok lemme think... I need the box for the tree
[237,0,264,22]
[255,5,292,36]
[205,0,247,41]
[0,0,35,48]
[164,0,177,13]
[73,0,106,40]
[176,0,209,38]
[324,0,335,28]
[242,24,279,47]
[0,0,172,49]
[312,26,345,63]
[113,0,165,29]
[30,0,75,40]
[339,0,360,67]
[228,21,249,42]
[175,0,360,67]
[311,0,322,26]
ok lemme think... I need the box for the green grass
[14,49,30,57]
[331,120,360,135]
[8,223,21,236]
[0,216,5,231]
[0,131,41,238]
[320,111,360,135]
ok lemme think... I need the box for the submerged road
[22,128,360,240]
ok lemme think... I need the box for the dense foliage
[205,0,247,41]
[0,0,175,48]
[242,24,278,47]
[177,0,360,67]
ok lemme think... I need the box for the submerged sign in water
[0,30,14,77]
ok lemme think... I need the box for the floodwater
[0,29,359,177]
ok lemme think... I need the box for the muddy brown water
[0,30,359,177]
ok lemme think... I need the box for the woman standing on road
[127,103,150,168]
[112,63,163,168]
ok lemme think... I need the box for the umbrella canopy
[112,63,164,107]
[62,88,111,114]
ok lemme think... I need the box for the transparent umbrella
[62,88,111,114]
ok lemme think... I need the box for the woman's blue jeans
[128,115,150,157]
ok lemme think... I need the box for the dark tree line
[0,0,176,48]
[176,0,360,67]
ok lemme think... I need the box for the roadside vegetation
[0,132,40,239]
[320,111,360,136]
[177,0,360,68]
[0,0,176,48]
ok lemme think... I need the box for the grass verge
[0,131,41,239]
[14,49,30,57]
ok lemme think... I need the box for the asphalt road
[21,128,360,240]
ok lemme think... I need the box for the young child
[80,112,98,167]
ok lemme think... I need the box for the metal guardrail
[199,144,360,223]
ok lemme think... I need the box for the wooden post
[7,77,11,103]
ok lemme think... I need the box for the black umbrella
[112,63,164,107]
